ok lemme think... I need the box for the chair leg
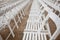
[20,11,23,19]
[22,9,25,16]
[6,25,16,40]
[17,15,21,23]
[7,24,15,38]
[13,18,19,29]
[46,22,51,38]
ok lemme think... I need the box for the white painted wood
[20,11,23,19]
[23,0,51,40]
[23,33,26,40]
[0,0,30,40]
[29,33,32,40]
[17,14,21,23]
[26,33,29,40]
[42,0,60,12]
[7,23,15,38]
[13,17,19,29]
[46,22,51,37]
[38,33,40,40]
[32,33,34,40]
[38,0,60,40]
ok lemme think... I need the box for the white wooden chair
[38,0,60,40]
[6,0,30,39]
[0,0,30,40]
[23,0,51,40]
